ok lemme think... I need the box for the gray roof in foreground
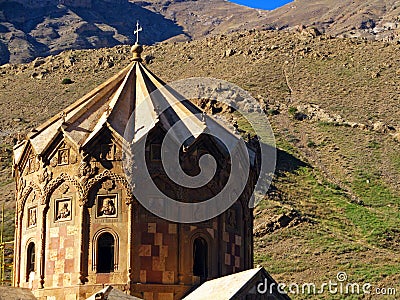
[183,267,291,300]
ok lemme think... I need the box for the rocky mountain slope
[0,0,184,64]
[0,0,270,64]
[1,0,400,65]
[266,0,400,40]
[1,30,400,293]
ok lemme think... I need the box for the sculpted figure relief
[100,197,116,216]
[29,208,37,227]
[56,203,71,220]
[58,149,69,165]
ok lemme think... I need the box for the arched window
[193,237,208,282]
[97,232,115,273]
[26,242,35,282]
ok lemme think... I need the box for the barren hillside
[0,0,270,64]
[266,0,400,39]
[1,0,400,65]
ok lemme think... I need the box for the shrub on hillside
[61,78,73,84]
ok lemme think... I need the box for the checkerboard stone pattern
[223,230,243,274]
[45,225,78,287]
[138,221,177,285]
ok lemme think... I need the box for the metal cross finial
[134,21,143,45]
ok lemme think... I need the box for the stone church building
[12,44,260,299]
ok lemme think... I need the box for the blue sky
[229,0,293,10]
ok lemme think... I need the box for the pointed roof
[16,43,243,163]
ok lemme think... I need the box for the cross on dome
[131,21,143,61]
[134,21,143,45]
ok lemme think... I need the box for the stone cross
[134,21,143,44]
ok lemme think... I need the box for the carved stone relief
[99,143,121,161]
[101,144,114,161]
[58,148,69,165]
[86,170,133,205]
[77,156,97,185]
[50,156,58,167]
[18,183,43,215]
[43,173,82,205]
[17,177,26,197]
[25,154,39,175]
[28,207,37,228]
[38,166,52,187]
[49,141,78,167]
[26,190,36,204]
[102,180,116,191]
[70,149,78,164]
[96,194,118,218]
[55,198,72,222]
[58,183,69,195]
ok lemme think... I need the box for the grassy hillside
[1,30,399,297]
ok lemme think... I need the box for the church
[12,41,262,299]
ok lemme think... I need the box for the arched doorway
[193,237,208,282]
[26,242,35,282]
[97,232,115,273]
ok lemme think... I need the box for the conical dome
[23,49,209,159]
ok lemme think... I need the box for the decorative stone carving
[28,207,37,227]
[55,199,72,221]
[97,143,122,161]
[58,148,69,165]
[25,154,39,175]
[97,194,118,218]
[101,144,115,161]
[17,176,26,198]
[102,180,116,191]
[77,156,97,184]
[17,182,43,213]
[50,156,58,167]
[70,150,78,164]
[114,146,122,161]
[58,183,69,194]
[55,142,70,165]
[38,166,52,187]
[27,190,36,203]
[43,173,83,206]
[122,147,135,180]
[86,170,133,205]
